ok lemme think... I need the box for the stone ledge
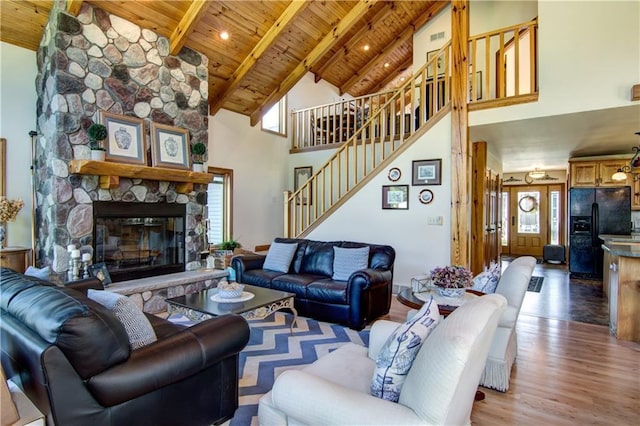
[107,269,228,314]
[108,269,228,295]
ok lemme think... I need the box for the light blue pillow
[332,246,370,281]
[471,264,500,293]
[87,289,157,349]
[263,242,298,273]
[24,266,51,281]
[371,297,440,402]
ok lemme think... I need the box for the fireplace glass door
[93,202,186,282]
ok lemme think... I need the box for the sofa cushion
[307,279,348,304]
[371,297,440,402]
[88,289,158,349]
[332,246,370,281]
[271,274,319,298]
[341,242,395,270]
[0,268,130,379]
[274,238,308,273]
[299,240,340,277]
[263,242,299,273]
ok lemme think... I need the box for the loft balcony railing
[285,42,452,237]
[285,19,538,237]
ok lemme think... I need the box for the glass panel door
[509,186,548,256]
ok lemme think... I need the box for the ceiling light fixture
[611,132,640,182]
[220,31,229,40]
[384,62,390,68]
[363,44,370,51]
[528,168,546,179]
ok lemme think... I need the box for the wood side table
[0,247,31,273]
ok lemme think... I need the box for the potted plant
[87,123,108,161]
[191,142,207,172]
[430,265,473,298]
[218,237,241,268]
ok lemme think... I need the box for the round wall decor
[518,195,538,212]
[419,189,434,204]
[388,167,401,182]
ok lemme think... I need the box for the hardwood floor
[388,262,640,425]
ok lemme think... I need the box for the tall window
[549,190,560,245]
[261,96,287,136]
[206,167,233,246]
[501,191,509,246]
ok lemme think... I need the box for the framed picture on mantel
[150,122,191,170]
[100,111,146,165]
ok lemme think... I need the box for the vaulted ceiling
[0,0,448,125]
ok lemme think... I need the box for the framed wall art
[88,262,112,286]
[426,50,445,78]
[382,185,409,210]
[419,189,434,204]
[294,166,313,205]
[387,167,401,182]
[412,159,442,186]
[99,111,146,165]
[150,122,190,170]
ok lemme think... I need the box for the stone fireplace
[33,2,210,281]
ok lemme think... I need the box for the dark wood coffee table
[397,287,484,317]
[166,284,298,333]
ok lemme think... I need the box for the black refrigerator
[569,187,631,278]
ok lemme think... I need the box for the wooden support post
[175,182,194,193]
[450,0,470,267]
[99,175,119,189]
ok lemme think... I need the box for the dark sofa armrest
[348,268,392,290]
[65,277,104,294]
[232,254,266,282]
[85,314,250,406]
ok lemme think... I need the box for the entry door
[509,186,548,256]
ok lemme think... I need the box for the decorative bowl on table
[430,265,473,299]
[217,281,244,299]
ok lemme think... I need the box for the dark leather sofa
[232,238,395,330]
[0,268,250,426]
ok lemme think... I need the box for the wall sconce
[611,132,640,182]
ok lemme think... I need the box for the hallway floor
[507,258,609,326]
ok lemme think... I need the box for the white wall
[208,73,345,251]
[0,42,37,249]
[309,115,453,287]
[470,0,640,126]
[413,5,450,69]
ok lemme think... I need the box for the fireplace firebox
[93,201,186,282]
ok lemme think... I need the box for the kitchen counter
[601,241,640,343]
[599,233,640,243]
[602,243,640,258]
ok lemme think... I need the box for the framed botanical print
[412,159,442,186]
[294,166,313,205]
[99,111,146,165]
[382,185,409,210]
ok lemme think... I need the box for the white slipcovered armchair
[258,294,506,426]
[479,256,536,392]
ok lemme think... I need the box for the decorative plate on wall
[388,167,401,182]
[419,189,434,204]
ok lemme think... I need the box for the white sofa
[479,256,536,392]
[258,294,506,426]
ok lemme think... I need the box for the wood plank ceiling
[0,0,448,125]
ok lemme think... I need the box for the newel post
[283,191,291,238]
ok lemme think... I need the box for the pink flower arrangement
[430,265,473,289]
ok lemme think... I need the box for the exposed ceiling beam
[170,0,211,55]
[209,0,309,116]
[369,56,413,94]
[249,0,378,127]
[339,1,449,95]
[313,2,395,83]
[67,0,83,15]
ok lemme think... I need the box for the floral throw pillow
[370,297,440,402]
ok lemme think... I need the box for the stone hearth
[33,2,210,281]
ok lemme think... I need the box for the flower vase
[437,286,466,298]
[91,150,106,161]
[192,163,204,173]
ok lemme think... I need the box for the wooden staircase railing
[285,42,452,238]
[285,18,539,238]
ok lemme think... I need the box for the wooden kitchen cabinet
[569,159,630,187]
[0,247,31,273]
[632,178,640,210]
[603,243,640,343]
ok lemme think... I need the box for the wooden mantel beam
[450,0,470,267]
[249,0,377,127]
[170,0,211,56]
[209,0,309,116]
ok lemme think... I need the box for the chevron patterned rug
[169,312,370,425]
